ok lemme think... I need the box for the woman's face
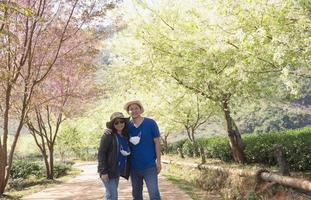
[113,118,125,132]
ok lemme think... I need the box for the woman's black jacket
[97,132,130,180]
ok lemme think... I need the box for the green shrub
[243,127,311,170]
[203,136,233,162]
[53,163,72,178]
[182,140,195,157]
[63,160,75,166]
[10,160,44,179]
[166,139,186,153]
[168,126,311,171]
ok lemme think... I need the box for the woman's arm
[97,134,111,177]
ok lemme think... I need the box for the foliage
[10,160,72,181]
[110,0,310,109]
[182,140,196,157]
[9,160,72,180]
[56,124,83,159]
[243,127,311,171]
[0,0,112,192]
[168,126,311,170]
[10,160,43,180]
[166,139,186,153]
[56,122,100,161]
[107,0,311,164]
[53,163,72,178]
[202,137,233,162]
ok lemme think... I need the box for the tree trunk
[0,84,27,194]
[160,135,168,154]
[0,84,11,195]
[177,147,184,159]
[190,128,199,157]
[273,144,290,176]
[47,147,54,179]
[191,140,199,157]
[222,101,245,164]
[200,147,206,164]
[42,150,51,179]
[163,140,168,153]
[0,152,6,194]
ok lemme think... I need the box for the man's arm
[154,137,161,174]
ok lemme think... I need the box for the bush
[168,126,311,171]
[182,140,196,157]
[63,160,75,166]
[10,160,44,179]
[166,139,187,154]
[203,136,233,162]
[53,163,72,178]
[243,127,311,170]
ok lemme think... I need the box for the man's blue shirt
[128,117,160,170]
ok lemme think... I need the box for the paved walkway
[22,162,192,200]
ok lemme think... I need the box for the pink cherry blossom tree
[25,28,100,179]
[0,0,112,194]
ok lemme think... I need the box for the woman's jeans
[130,166,161,200]
[103,177,120,200]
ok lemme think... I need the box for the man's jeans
[130,166,161,200]
[103,177,119,200]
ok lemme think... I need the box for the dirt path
[22,162,192,200]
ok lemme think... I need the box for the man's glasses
[114,120,125,126]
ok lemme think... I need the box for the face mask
[129,136,140,145]
[120,149,131,156]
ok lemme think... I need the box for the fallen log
[162,159,311,192]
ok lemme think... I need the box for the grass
[162,174,216,200]
[1,167,81,200]
[162,154,311,200]
[162,158,223,200]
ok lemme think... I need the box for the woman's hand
[100,174,109,182]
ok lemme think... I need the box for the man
[124,100,161,200]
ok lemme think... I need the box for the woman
[98,112,131,200]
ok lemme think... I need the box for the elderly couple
[97,100,162,200]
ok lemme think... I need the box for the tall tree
[25,28,98,179]
[108,0,310,164]
[0,0,109,193]
[0,0,79,193]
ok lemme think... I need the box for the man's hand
[104,129,112,135]
[100,174,109,182]
[156,162,162,174]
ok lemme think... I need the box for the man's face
[128,104,141,118]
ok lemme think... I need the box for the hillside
[167,93,311,142]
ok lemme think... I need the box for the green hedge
[53,163,72,178]
[243,127,311,170]
[201,137,232,162]
[10,160,44,179]
[182,140,196,157]
[10,160,73,179]
[166,139,186,153]
[167,126,311,171]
